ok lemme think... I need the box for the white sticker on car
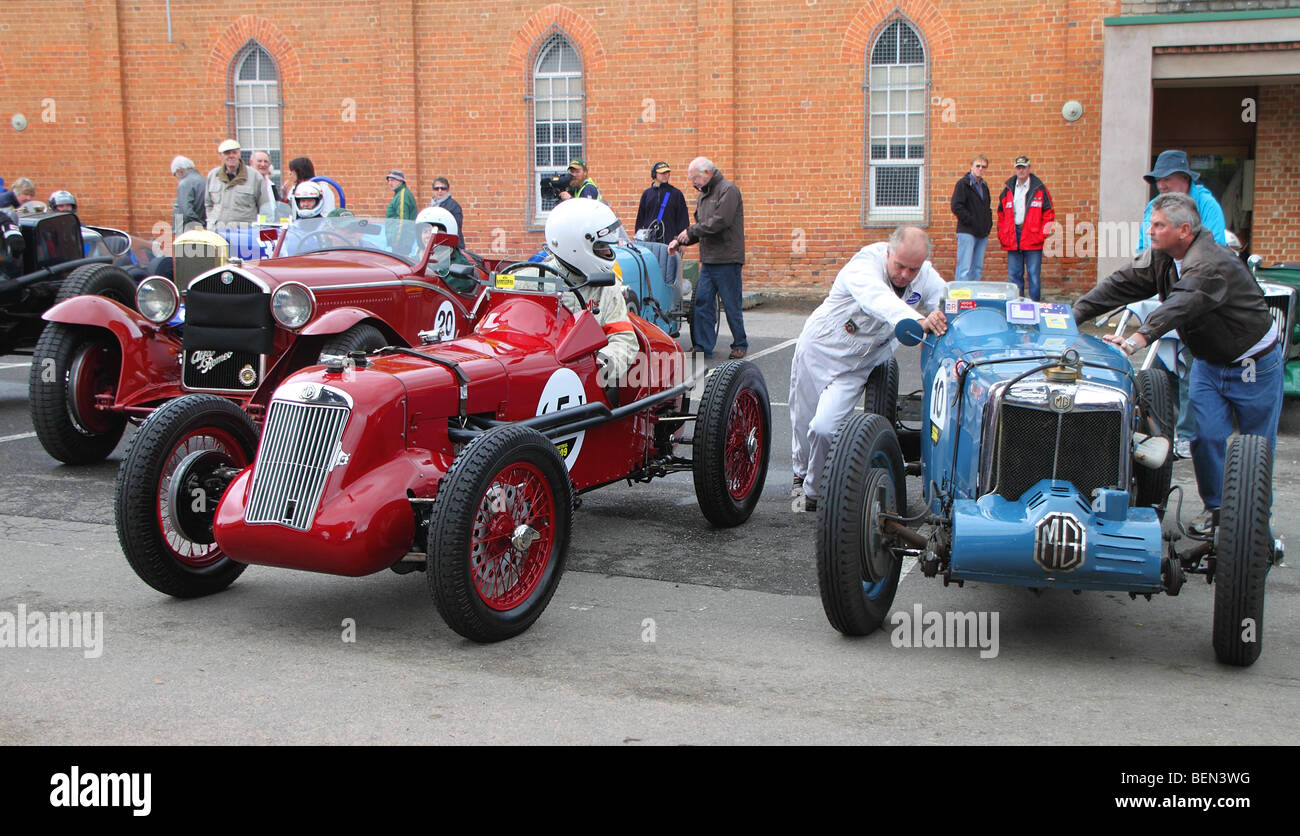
[434,300,456,341]
[537,367,587,470]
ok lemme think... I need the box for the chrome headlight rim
[135,276,179,324]
[271,281,316,330]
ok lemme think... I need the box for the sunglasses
[432,186,448,191]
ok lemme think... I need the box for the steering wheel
[296,230,354,252]
[495,261,590,305]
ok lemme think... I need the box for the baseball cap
[652,162,671,175]
[568,159,586,170]
[218,139,241,153]
[1014,155,1031,167]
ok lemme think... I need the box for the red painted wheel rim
[155,427,248,568]
[68,340,120,434]
[469,462,555,611]
[725,389,763,500]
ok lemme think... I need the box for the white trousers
[789,337,890,500]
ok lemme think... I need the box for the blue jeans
[694,262,747,356]
[1188,342,1284,510]
[955,233,987,283]
[1006,249,1042,300]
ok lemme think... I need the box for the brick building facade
[2,1,1298,295]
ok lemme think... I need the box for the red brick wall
[1251,84,1300,264]
[16,0,1290,298]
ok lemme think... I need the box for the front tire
[319,323,387,359]
[29,324,126,464]
[1212,434,1273,666]
[114,395,258,598]
[56,262,137,306]
[1133,368,1174,510]
[816,413,906,636]
[428,425,574,642]
[692,360,772,527]
[862,358,899,427]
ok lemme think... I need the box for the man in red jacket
[996,156,1054,300]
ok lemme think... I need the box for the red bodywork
[40,231,489,422]
[211,284,688,577]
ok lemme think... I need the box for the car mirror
[895,317,926,346]
[446,262,476,280]
[582,270,617,288]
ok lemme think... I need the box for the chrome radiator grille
[245,400,350,530]
[993,405,1122,501]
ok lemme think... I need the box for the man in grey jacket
[669,157,746,359]
[205,139,273,229]
[1072,192,1281,535]
[171,155,206,232]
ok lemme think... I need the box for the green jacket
[387,184,417,220]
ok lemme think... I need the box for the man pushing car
[790,226,948,512]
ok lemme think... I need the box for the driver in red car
[541,198,638,387]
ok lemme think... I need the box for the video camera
[539,171,575,201]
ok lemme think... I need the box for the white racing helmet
[416,205,458,236]
[544,197,623,277]
[49,190,77,213]
[292,181,326,218]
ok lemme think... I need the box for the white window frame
[863,19,928,225]
[228,41,282,171]
[529,33,585,226]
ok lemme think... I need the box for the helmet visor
[591,220,624,261]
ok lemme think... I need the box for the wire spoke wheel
[469,463,557,611]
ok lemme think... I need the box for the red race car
[31,217,486,464]
[113,263,772,642]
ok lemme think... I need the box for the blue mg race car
[816,282,1282,666]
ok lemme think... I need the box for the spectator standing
[385,170,417,220]
[249,150,280,207]
[1136,149,1226,251]
[669,157,747,359]
[996,155,1054,300]
[171,155,206,232]
[950,155,992,282]
[205,139,272,229]
[428,176,465,248]
[560,160,599,201]
[634,161,689,245]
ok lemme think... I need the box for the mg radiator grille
[1263,293,1294,356]
[245,400,350,530]
[994,405,1122,501]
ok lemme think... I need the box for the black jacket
[686,170,744,264]
[1072,229,1275,365]
[950,173,992,237]
[634,182,689,244]
[433,196,465,248]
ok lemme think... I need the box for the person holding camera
[559,160,599,201]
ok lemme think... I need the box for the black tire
[816,413,906,636]
[29,323,127,464]
[56,263,137,307]
[1133,368,1174,510]
[862,357,899,427]
[1212,434,1273,667]
[428,425,574,642]
[319,323,387,359]
[692,360,772,527]
[114,395,258,598]
[688,293,721,352]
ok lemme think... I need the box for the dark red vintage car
[114,263,772,642]
[31,218,485,464]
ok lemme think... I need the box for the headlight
[135,276,179,324]
[271,282,315,329]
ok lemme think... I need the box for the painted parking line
[0,361,32,370]
[0,432,37,444]
[746,337,797,362]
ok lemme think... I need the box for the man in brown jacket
[669,157,746,359]
[1072,192,1282,535]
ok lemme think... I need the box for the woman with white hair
[171,154,206,231]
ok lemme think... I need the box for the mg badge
[221,271,234,285]
[299,384,319,401]
[1050,389,1073,413]
[1034,512,1086,572]
[237,365,257,387]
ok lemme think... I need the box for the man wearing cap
[385,170,417,220]
[996,156,1054,301]
[560,160,599,201]
[205,139,273,230]
[1137,150,1226,251]
[1072,192,1282,537]
[950,155,992,283]
[635,162,688,246]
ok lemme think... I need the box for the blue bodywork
[612,243,681,337]
[917,285,1165,594]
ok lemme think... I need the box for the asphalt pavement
[0,306,1297,745]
